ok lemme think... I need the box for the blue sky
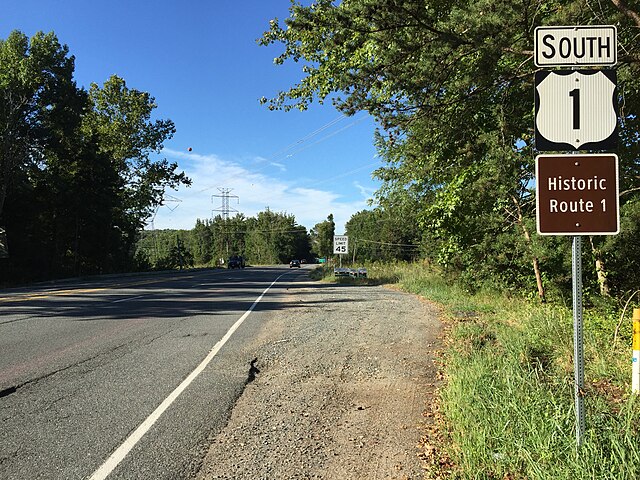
[1,1,382,233]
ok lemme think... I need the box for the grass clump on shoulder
[368,261,640,479]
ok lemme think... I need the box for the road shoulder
[197,281,443,479]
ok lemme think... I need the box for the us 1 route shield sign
[535,69,617,151]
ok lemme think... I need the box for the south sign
[535,26,617,67]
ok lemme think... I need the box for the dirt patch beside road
[196,280,442,479]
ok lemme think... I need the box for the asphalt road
[0,266,308,479]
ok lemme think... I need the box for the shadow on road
[0,267,378,323]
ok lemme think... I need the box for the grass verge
[320,261,640,479]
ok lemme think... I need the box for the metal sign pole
[572,236,586,447]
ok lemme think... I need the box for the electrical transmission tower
[212,188,239,220]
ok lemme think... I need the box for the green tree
[207,214,248,264]
[346,207,421,262]
[310,214,335,259]
[82,75,191,234]
[0,30,120,279]
[135,209,313,269]
[135,229,172,268]
[245,209,302,264]
[0,30,77,219]
[1,31,193,282]
[261,0,640,299]
[291,225,313,261]
[135,229,194,270]
[190,218,214,265]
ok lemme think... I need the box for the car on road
[289,259,301,268]
[228,255,245,269]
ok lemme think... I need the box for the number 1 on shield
[569,88,580,130]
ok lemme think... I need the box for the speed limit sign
[535,69,617,151]
[333,235,348,254]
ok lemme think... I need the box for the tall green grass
[345,261,640,479]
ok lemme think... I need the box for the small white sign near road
[333,235,349,254]
[535,25,617,67]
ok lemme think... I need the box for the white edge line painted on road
[88,273,286,480]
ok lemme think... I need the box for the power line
[300,158,381,188]
[354,238,421,248]
[267,115,369,163]
[192,113,370,194]
[262,114,347,163]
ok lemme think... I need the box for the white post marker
[633,309,640,393]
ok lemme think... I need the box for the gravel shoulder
[196,279,443,480]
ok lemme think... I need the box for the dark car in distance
[228,255,245,269]
[289,259,301,268]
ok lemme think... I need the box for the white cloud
[270,162,286,172]
[147,148,372,233]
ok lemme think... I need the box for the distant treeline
[135,208,426,272]
[136,210,322,269]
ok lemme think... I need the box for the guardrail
[334,267,367,278]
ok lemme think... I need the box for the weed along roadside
[321,262,640,479]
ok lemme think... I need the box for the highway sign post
[534,25,618,449]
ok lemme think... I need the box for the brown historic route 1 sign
[536,154,619,235]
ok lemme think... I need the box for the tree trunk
[0,182,6,222]
[610,0,640,27]
[513,196,546,302]
[531,255,546,303]
[589,236,611,296]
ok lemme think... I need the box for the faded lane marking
[0,272,220,304]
